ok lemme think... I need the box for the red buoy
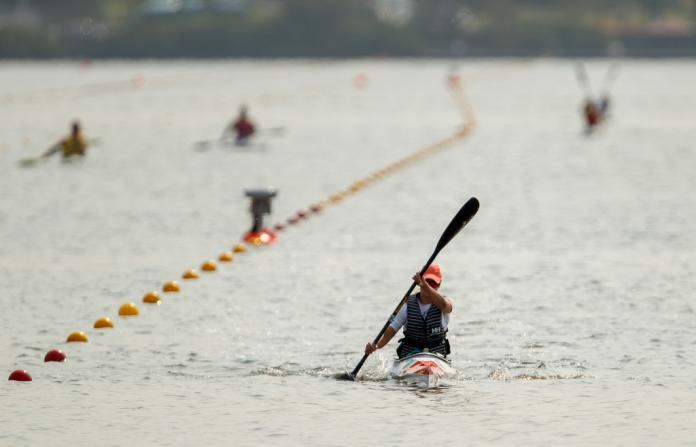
[8,370,32,381]
[353,73,369,90]
[44,349,66,362]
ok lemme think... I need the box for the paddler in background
[365,264,453,358]
[41,121,88,159]
[223,105,256,144]
[583,99,602,131]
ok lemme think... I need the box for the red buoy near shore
[8,370,32,381]
[44,349,66,362]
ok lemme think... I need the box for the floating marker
[44,349,66,362]
[218,251,234,262]
[287,216,300,225]
[297,209,308,219]
[182,270,199,280]
[273,223,286,231]
[67,331,88,343]
[163,280,180,292]
[8,370,32,381]
[143,291,161,304]
[201,260,217,272]
[232,243,246,253]
[353,73,369,90]
[118,302,139,316]
[447,73,461,89]
[94,317,113,329]
[310,204,323,213]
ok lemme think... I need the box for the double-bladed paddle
[342,197,480,381]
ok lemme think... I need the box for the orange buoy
[218,251,234,262]
[93,317,113,329]
[201,260,217,272]
[44,349,66,362]
[232,243,246,253]
[163,280,180,292]
[143,291,161,304]
[182,270,199,280]
[242,228,277,245]
[67,331,88,343]
[118,302,139,317]
[8,370,32,381]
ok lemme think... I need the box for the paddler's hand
[365,342,378,355]
[413,272,426,288]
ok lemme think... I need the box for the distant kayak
[389,352,454,387]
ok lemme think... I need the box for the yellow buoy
[232,243,246,253]
[67,331,88,343]
[118,302,139,317]
[93,317,113,329]
[218,251,234,262]
[163,280,180,292]
[142,291,161,304]
[201,260,217,272]
[182,269,199,280]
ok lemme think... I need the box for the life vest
[61,135,87,157]
[233,119,255,140]
[396,293,449,358]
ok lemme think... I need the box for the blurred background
[1,0,695,58]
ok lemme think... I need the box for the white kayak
[389,352,454,387]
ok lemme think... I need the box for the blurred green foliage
[0,0,694,57]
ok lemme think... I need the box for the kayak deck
[388,352,454,387]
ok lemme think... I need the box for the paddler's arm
[41,139,64,158]
[364,306,406,355]
[414,272,453,314]
[221,122,234,140]
[365,326,397,355]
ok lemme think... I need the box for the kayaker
[583,99,601,130]
[224,105,256,143]
[41,121,88,159]
[365,264,452,358]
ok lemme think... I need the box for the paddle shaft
[350,251,439,378]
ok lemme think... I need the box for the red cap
[423,264,442,285]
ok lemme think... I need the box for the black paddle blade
[334,371,356,381]
[434,197,479,254]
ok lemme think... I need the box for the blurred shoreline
[1,0,695,59]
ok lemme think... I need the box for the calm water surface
[1,60,695,446]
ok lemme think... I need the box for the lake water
[1,59,695,446]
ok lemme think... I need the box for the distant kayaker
[224,105,256,143]
[365,264,452,358]
[42,121,88,159]
[583,100,602,130]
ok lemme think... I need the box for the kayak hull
[389,352,453,387]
